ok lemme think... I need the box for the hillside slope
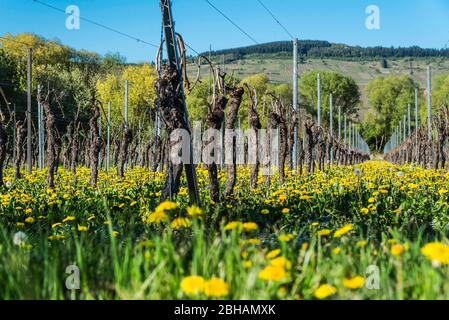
[187,43,449,119]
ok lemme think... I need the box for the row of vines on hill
[385,106,449,169]
[0,58,369,203]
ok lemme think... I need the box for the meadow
[1,161,449,300]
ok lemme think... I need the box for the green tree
[0,49,18,111]
[362,75,419,152]
[102,52,127,73]
[433,74,449,111]
[299,70,360,127]
[186,77,210,123]
[240,74,273,129]
[96,63,157,129]
[0,33,74,90]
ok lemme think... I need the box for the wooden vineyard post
[338,106,341,141]
[329,93,333,163]
[348,122,352,149]
[124,80,129,172]
[408,104,411,136]
[427,66,433,167]
[27,48,32,174]
[37,84,43,169]
[99,107,102,168]
[292,38,298,169]
[13,104,16,163]
[106,101,111,172]
[317,73,321,127]
[160,0,200,206]
[415,88,419,147]
[403,115,406,142]
[427,66,432,141]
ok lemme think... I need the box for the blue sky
[1,0,449,63]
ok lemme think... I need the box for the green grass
[1,162,449,299]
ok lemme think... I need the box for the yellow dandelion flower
[266,249,281,259]
[181,276,205,295]
[391,244,405,257]
[224,221,241,230]
[146,211,168,224]
[334,224,353,238]
[278,234,295,242]
[421,242,449,265]
[317,229,331,237]
[187,205,203,217]
[170,217,192,230]
[204,278,229,297]
[314,284,337,299]
[242,222,258,232]
[155,201,179,213]
[258,265,289,281]
[342,276,365,289]
[24,217,35,224]
[278,194,287,202]
[78,225,88,232]
[247,238,260,245]
[270,257,292,270]
[62,216,75,223]
[332,247,341,255]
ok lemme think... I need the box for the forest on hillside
[201,40,449,63]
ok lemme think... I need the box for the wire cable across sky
[32,0,159,48]
[256,0,295,40]
[203,0,259,45]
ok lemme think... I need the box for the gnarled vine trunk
[224,86,244,197]
[89,102,101,185]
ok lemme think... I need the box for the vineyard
[1,0,449,302]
